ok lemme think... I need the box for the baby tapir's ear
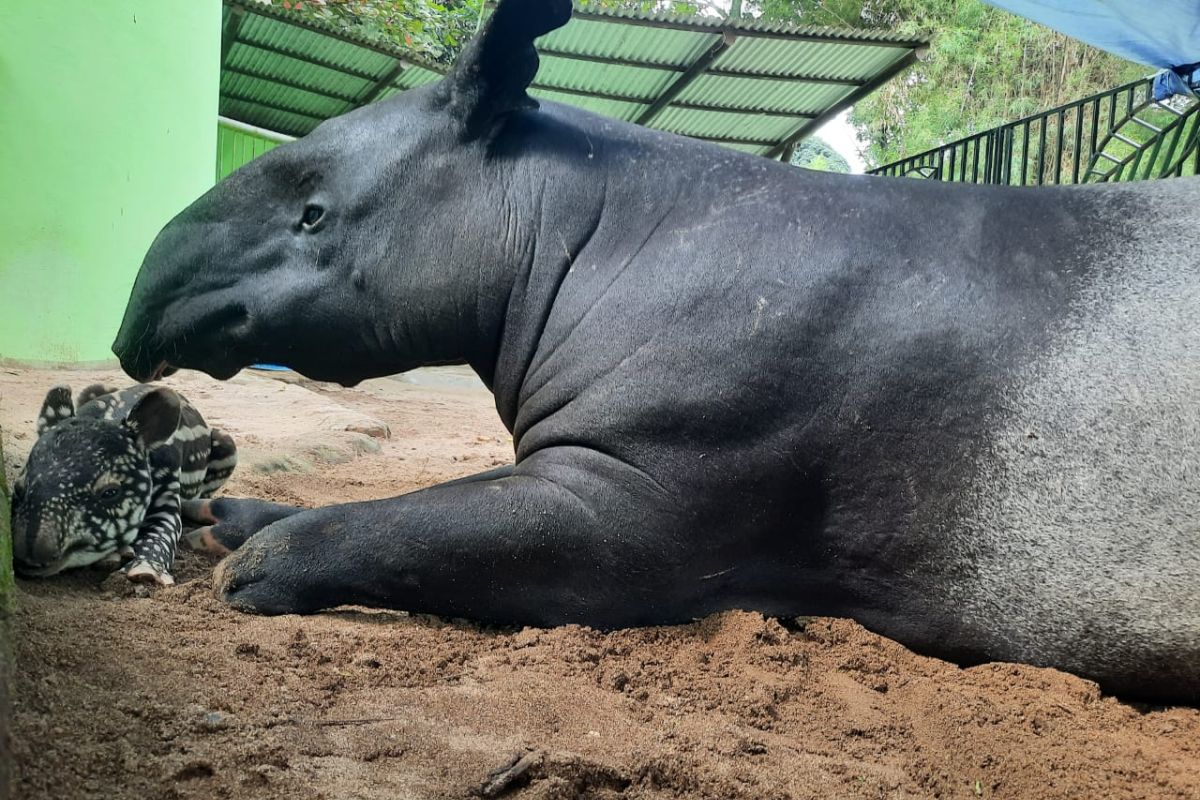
[37,385,75,436]
[125,388,182,449]
[439,0,572,140]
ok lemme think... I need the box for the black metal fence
[869,77,1200,186]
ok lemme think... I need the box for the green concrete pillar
[0,430,12,800]
[0,433,10,615]
[0,1,220,364]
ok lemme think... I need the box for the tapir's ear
[440,0,572,139]
[125,388,181,449]
[37,385,75,437]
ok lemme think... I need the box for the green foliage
[584,0,715,15]
[272,0,483,64]
[790,136,851,173]
[273,0,718,64]
[273,0,714,65]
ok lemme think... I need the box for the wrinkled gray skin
[113,0,1200,702]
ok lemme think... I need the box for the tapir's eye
[96,485,122,503]
[301,204,325,230]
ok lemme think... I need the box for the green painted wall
[217,122,285,182]
[0,2,220,364]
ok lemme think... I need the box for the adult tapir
[112,0,1200,701]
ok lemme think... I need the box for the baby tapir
[10,383,237,585]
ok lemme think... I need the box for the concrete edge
[0,430,13,800]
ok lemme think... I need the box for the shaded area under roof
[220,0,927,159]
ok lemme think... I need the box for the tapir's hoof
[183,527,233,556]
[212,522,322,616]
[125,560,176,586]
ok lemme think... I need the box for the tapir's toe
[212,532,314,616]
[183,526,233,556]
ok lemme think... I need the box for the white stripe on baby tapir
[205,455,238,472]
[180,467,209,484]
[169,424,211,444]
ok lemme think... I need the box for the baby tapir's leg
[124,446,184,586]
[200,429,237,497]
[182,498,302,556]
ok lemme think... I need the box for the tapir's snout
[111,320,165,383]
[112,206,250,383]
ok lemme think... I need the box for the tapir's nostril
[14,519,65,569]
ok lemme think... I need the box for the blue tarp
[984,0,1199,98]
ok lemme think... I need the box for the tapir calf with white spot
[10,383,237,585]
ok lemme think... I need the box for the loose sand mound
[2,367,1198,800]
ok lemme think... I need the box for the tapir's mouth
[13,561,64,579]
[148,361,180,381]
[117,302,251,382]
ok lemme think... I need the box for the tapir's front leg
[212,450,679,626]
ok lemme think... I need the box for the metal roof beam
[223,64,361,105]
[694,134,784,147]
[220,7,246,67]
[670,101,813,119]
[530,81,650,106]
[358,61,409,105]
[706,67,861,87]
[570,9,925,48]
[766,49,921,160]
[221,90,326,123]
[636,32,736,126]
[530,81,814,120]
[231,38,380,83]
[536,46,862,87]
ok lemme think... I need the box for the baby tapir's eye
[96,484,122,503]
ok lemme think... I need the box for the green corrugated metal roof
[220,0,928,158]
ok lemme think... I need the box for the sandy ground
[2,366,1199,800]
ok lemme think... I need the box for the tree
[790,136,851,173]
[274,0,482,64]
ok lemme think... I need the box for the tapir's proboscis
[113,0,1200,702]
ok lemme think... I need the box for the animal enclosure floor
[2,367,1199,800]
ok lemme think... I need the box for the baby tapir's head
[10,385,181,577]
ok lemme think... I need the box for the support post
[635,31,737,127]
[0,430,13,800]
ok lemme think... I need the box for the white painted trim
[217,116,295,144]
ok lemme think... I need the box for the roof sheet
[219,0,927,158]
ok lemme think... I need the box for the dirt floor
[2,366,1199,800]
